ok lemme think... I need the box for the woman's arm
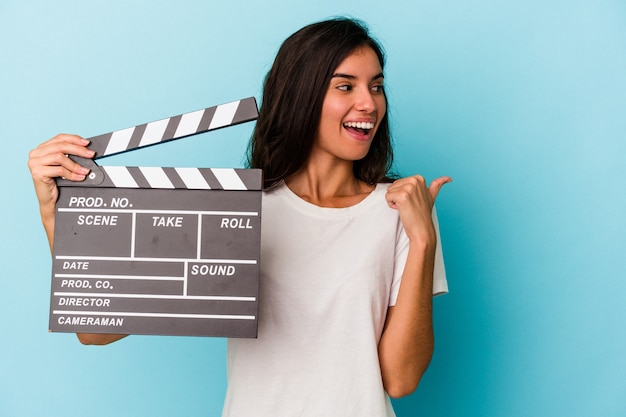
[28,134,94,250]
[28,134,127,345]
[377,175,450,398]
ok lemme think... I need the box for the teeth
[344,121,374,130]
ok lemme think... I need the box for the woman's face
[312,46,387,164]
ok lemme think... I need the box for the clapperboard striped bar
[56,97,259,188]
[99,167,262,190]
[87,97,258,157]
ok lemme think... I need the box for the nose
[355,88,377,113]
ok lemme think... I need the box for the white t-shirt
[222,182,447,417]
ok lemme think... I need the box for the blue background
[2,1,625,416]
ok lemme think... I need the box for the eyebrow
[331,72,384,81]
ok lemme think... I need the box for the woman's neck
[285,159,374,208]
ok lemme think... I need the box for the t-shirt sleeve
[431,208,449,296]
[389,206,448,306]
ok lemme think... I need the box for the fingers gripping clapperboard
[49,97,262,338]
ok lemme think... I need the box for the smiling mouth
[343,121,375,135]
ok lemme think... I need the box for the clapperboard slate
[49,97,262,338]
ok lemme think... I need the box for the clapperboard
[49,97,262,338]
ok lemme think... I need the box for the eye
[337,84,352,91]
[371,84,384,93]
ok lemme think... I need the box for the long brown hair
[246,17,395,188]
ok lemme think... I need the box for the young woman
[28,17,450,417]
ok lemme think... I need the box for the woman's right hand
[28,134,94,208]
[28,134,95,247]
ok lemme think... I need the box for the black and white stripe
[97,167,262,190]
[88,97,258,158]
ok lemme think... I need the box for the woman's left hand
[385,175,452,242]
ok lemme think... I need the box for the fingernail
[79,167,90,175]
[81,138,90,144]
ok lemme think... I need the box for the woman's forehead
[334,46,384,76]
